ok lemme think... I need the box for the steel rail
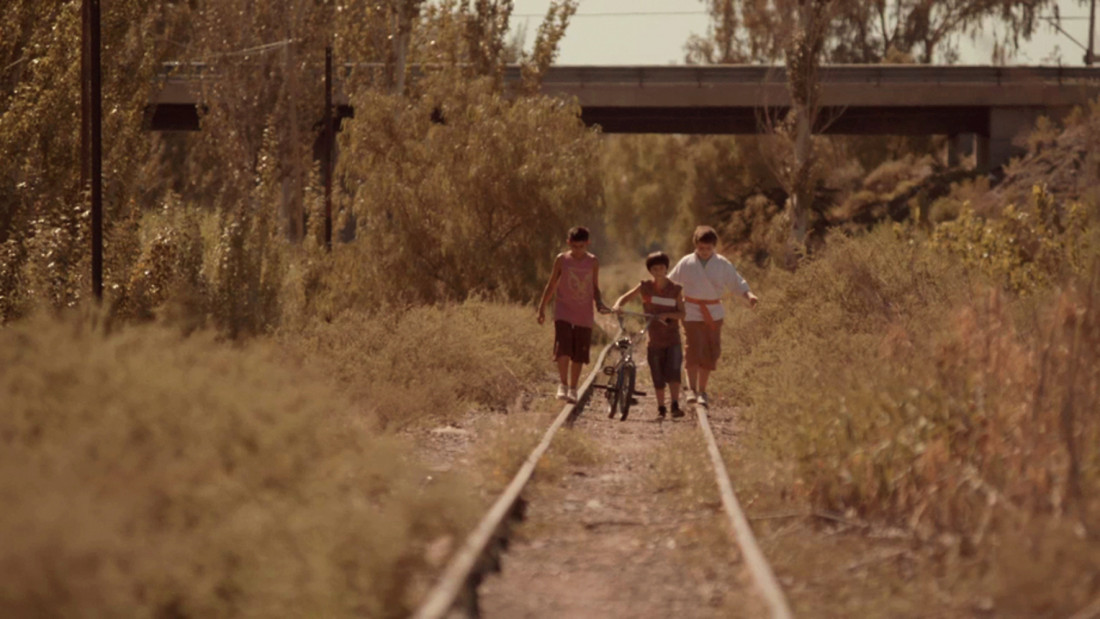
[696,405,794,619]
[412,332,619,619]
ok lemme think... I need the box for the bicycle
[592,310,657,421]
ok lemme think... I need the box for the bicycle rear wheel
[619,363,636,420]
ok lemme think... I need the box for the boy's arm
[727,261,750,295]
[612,283,642,312]
[726,261,759,308]
[592,258,610,313]
[536,255,563,323]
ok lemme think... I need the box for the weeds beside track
[413,331,790,618]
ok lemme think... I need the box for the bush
[281,299,552,428]
[0,314,480,617]
[336,73,602,308]
[715,223,1100,615]
[932,185,1093,292]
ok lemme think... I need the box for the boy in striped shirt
[611,251,687,419]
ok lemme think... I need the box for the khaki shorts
[683,320,722,371]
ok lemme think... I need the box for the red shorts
[553,320,592,364]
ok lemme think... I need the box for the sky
[509,0,1098,66]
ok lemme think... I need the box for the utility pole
[1088,0,1096,65]
[84,0,104,301]
[81,1,89,190]
[323,46,333,251]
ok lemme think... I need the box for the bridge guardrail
[533,65,1100,86]
[158,62,1100,86]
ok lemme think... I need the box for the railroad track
[412,331,793,619]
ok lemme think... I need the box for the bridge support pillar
[974,134,991,174]
[984,106,1074,173]
[946,133,975,168]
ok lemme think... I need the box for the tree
[687,0,1060,65]
[333,1,601,308]
[783,0,833,252]
[684,0,1067,256]
[0,1,188,317]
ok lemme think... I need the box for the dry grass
[713,218,1100,615]
[0,312,484,618]
[279,299,552,429]
[472,403,604,494]
[647,426,719,510]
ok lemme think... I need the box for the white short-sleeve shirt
[667,252,750,322]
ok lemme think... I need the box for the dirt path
[477,395,765,618]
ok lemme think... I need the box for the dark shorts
[647,344,683,390]
[684,320,722,371]
[554,320,592,364]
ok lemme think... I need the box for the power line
[512,10,707,18]
[510,10,1090,20]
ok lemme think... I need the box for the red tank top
[641,280,681,349]
[554,252,597,328]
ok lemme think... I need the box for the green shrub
[932,185,1093,293]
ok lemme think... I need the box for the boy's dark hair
[693,225,718,245]
[645,251,670,271]
[567,226,590,242]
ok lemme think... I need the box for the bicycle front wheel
[619,363,636,420]
[607,370,622,418]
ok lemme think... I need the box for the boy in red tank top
[611,251,687,419]
[537,226,610,403]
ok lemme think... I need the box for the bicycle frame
[595,311,658,421]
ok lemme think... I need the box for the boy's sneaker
[685,390,698,404]
[670,401,684,418]
[567,387,578,403]
[556,384,568,401]
[697,392,709,407]
[657,405,668,419]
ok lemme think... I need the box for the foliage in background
[335,72,600,307]
[1,0,593,332]
[676,0,1062,257]
[600,134,786,261]
[685,0,1055,65]
[932,185,1093,292]
[1,1,181,318]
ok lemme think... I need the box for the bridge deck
[147,64,1100,168]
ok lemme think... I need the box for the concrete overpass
[147,64,1100,171]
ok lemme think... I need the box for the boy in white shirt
[667,225,759,407]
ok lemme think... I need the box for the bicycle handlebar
[614,310,663,337]
[615,309,656,319]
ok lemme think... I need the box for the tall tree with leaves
[784,0,833,252]
[688,0,1060,65]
